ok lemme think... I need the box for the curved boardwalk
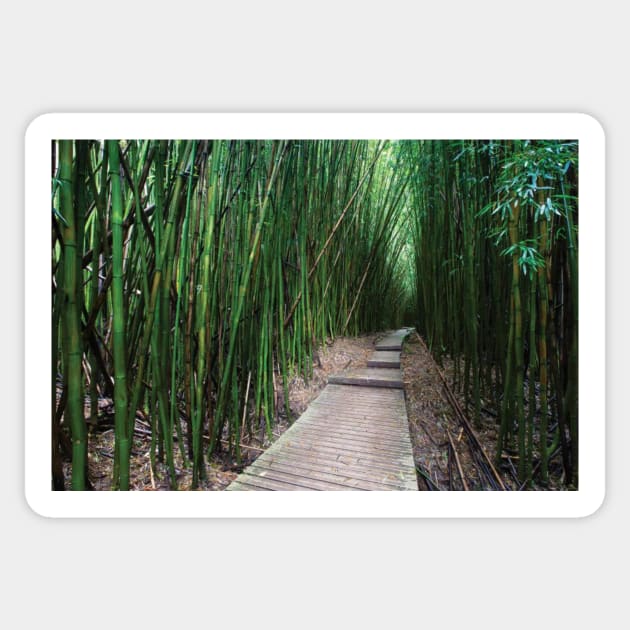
[226,328,418,491]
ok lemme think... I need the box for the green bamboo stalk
[537,183,551,485]
[126,141,193,430]
[210,141,288,454]
[58,140,87,490]
[192,142,219,485]
[107,140,131,491]
[166,141,197,483]
[51,218,65,490]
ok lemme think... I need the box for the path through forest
[72,329,526,490]
[226,329,417,491]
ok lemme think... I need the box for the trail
[226,329,417,491]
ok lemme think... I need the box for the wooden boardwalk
[226,328,417,491]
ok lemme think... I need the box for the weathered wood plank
[323,382,404,395]
[374,328,411,351]
[312,397,405,410]
[238,469,363,491]
[246,461,406,491]
[252,454,417,492]
[230,432,417,489]
[281,411,411,444]
[260,451,417,488]
[226,334,418,491]
[367,350,401,368]
[267,438,413,467]
[307,401,407,420]
[262,443,418,478]
[294,417,412,444]
[311,396,406,411]
[328,367,403,388]
[299,400,407,421]
[280,437,411,462]
[317,383,405,401]
[231,474,319,491]
[278,436,410,461]
[285,419,413,446]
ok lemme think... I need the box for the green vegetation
[402,140,579,488]
[51,139,578,490]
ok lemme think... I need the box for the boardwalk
[226,329,417,491]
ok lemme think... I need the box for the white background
[3,1,627,628]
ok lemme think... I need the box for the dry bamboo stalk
[416,332,506,490]
[446,427,469,491]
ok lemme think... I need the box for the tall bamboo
[107,140,131,490]
[58,140,87,490]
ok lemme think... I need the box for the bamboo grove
[402,140,578,488]
[51,140,410,490]
[51,139,578,490]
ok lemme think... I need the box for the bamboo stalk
[107,140,131,490]
[446,427,469,491]
[58,140,87,490]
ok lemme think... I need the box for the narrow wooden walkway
[226,328,417,491]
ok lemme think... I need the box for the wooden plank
[373,343,403,351]
[253,453,417,492]
[308,400,407,418]
[280,416,411,448]
[294,416,412,444]
[367,350,401,368]
[300,398,407,421]
[292,414,410,438]
[318,383,405,400]
[328,367,403,389]
[261,443,418,479]
[246,461,406,491]
[251,458,414,491]
[226,344,418,491]
[311,399,407,415]
[315,388,404,405]
[278,435,410,461]
[303,400,407,419]
[256,449,418,490]
[374,328,412,351]
[313,395,404,408]
[286,419,412,447]
[259,451,417,488]
[266,438,413,466]
[237,469,363,491]
[230,474,317,491]
[280,433,412,460]
[308,403,407,419]
[324,382,404,394]
[272,437,414,466]
[291,404,408,429]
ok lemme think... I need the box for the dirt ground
[401,333,512,490]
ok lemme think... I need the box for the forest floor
[402,333,566,490]
[65,331,560,491]
[402,334,510,490]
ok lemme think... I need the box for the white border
[25,113,605,518]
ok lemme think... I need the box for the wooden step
[327,367,403,389]
[367,350,401,368]
[374,328,412,351]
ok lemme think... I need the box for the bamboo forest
[51,139,578,491]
